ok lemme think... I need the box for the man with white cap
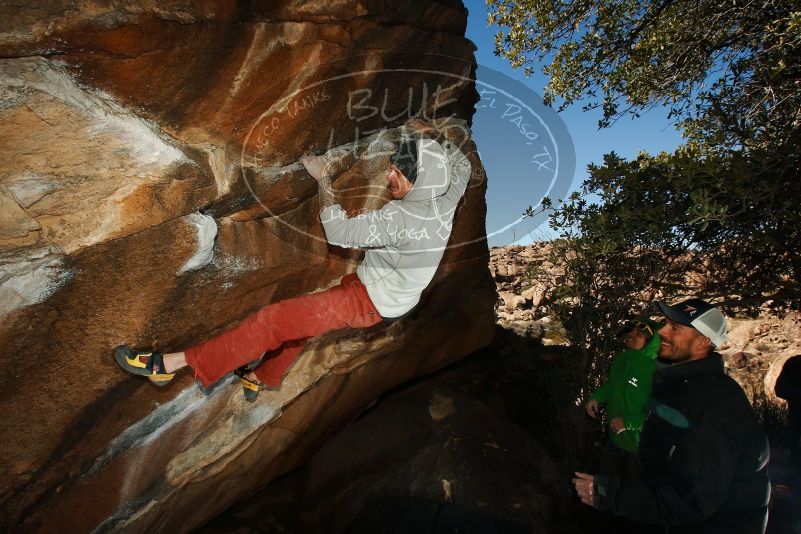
[573,298,771,533]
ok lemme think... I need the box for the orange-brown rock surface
[0,2,495,531]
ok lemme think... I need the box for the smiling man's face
[387,165,413,199]
[657,318,711,363]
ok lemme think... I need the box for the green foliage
[491,0,801,388]
[539,145,800,391]
[554,145,799,308]
[542,233,669,400]
[487,0,801,145]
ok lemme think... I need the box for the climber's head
[388,136,418,199]
[387,164,414,199]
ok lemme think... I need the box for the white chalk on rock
[0,248,72,319]
[178,213,217,274]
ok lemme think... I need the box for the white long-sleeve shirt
[319,137,472,318]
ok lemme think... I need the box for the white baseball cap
[652,298,728,348]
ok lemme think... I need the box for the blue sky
[463,0,685,245]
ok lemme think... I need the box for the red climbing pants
[184,273,382,388]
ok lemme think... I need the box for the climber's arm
[301,154,400,249]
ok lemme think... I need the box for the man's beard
[659,344,692,364]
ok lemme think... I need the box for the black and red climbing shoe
[113,345,176,387]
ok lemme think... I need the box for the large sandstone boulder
[0,2,495,531]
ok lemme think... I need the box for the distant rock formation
[0,2,495,531]
[490,244,801,403]
[490,244,566,342]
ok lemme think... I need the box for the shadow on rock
[199,327,582,533]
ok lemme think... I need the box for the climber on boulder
[114,119,472,400]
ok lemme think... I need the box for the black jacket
[596,353,770,533]
[775,355,801,425]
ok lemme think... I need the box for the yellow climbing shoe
[113,345,176,387]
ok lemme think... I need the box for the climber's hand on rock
[585,399,600,419]
[301,155,330,182]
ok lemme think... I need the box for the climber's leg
[184,273,382,388]
[251,339,307,388]
[163,351,187,373]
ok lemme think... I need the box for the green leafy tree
[487,0,801,147]
[488,0,801,397]
[545,147,799,398]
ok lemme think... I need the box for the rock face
[724,314,801,403]
[0,2,495,531]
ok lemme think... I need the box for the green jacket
[590,331,661,453]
